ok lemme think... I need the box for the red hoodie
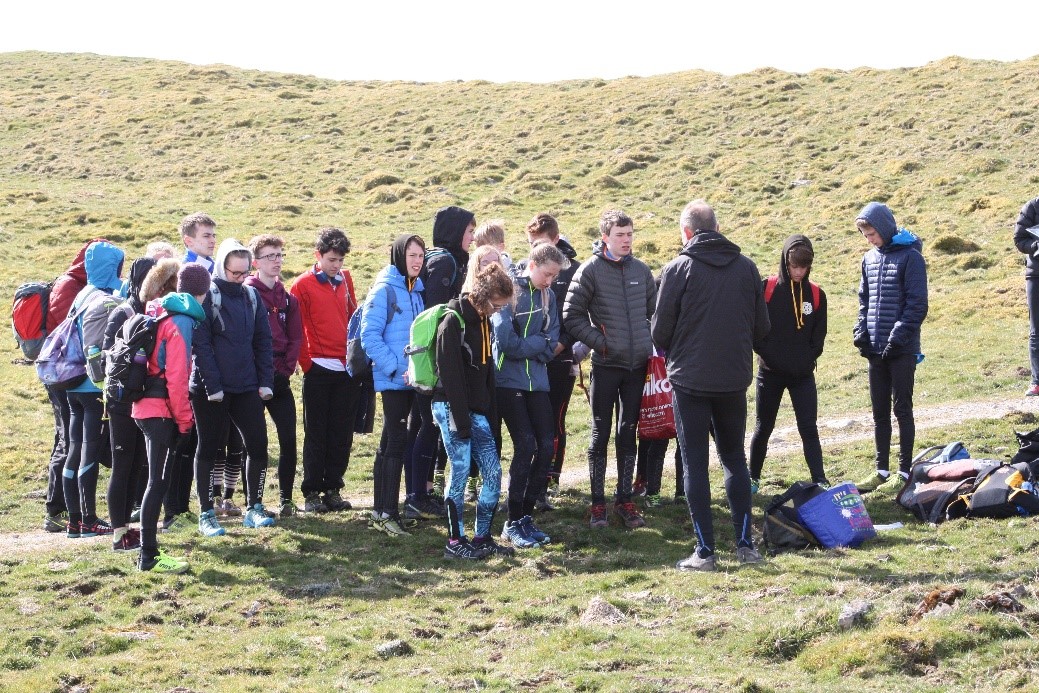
[46,238,108,331]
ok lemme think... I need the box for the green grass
[1,50,1039,690]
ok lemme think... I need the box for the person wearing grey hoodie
[852,202,928,492]
[190,238,276,534]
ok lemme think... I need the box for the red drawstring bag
[639,352,676,439]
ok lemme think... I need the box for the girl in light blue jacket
[491,242,568,549]
[360,234,428,536]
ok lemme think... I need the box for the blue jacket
[190,278,274,396]
[360,266,425,392]
[855,204,928,356]
[491,276,559,392]
[69,241,125,394]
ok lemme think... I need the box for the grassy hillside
[2,52,1039,691]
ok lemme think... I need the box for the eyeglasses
[491,302,509,311]
[226,270,249,279]
[256,252,285,262]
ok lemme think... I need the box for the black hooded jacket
[651,230,769,393]
[753,234,827,378]
[424,205,474,307]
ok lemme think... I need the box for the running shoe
[501,518,542,549]
[44,511,68,533]
[736,545,763,565]
[520,515,551,545]
[243,504,276,528]
[303,492,328,514]
[632,477,648,497]
[129,505,141,523]
[465,476,480,502]
[139,550,189,574]
[322,490,352,512]
[163,511,198,533]
[368,512,410,537]
[66,520,81,539]
[676,549,717,572]
[673,493,687,505]
[112,528,142,552]
[589,504,609,529]
[613,501,646,528]
[534,493,557,512]
[644,494,664,508]
[80,518,114,538]
[855,471,890,493]
[403,496,441,521]
[443,538,486,561]
[471,535,516,557]
[198,509,226,537]
[545,477,560,496]
[279,499,298,517]
[219,498,243,517]
[750,478,760,495]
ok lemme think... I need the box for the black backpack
[762,481,824,554]
[946,462,1039,520]
[104,313,169,404]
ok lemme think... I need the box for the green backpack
[405,304,463,393]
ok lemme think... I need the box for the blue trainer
[501,518,542,549]
[243,504,276,528]
[520,515,551,545]
[198,509,226,537]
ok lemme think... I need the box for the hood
[84,241,125,292]
[857,202,898,245]
[376,264,424,294]
[126,257,158,311]
[590,239,635,263]
[556,237,578,260]
[160,292,205,322]
[889,228,923,251]
[390,233,425,292]
[141,258,181,304]
[680,230,741,268]
[214,238,252,282]
[432,205,474,255]
[63,238,107,285]
[778,234,814,284]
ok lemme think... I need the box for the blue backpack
[35,310,87,390]
[346,285,399,378]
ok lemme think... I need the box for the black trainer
[443,538,487,561]
[471,535,516,558]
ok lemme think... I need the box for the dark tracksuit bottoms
[867,353,917,474]
[192,391,269,511]
[107,403,147,528]
[64,391,105,525]
[498,388,555,521]
[588,363,645,506]
[748,370,826,483]
[46,386,70,516]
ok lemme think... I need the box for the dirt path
[4,395,1036,557]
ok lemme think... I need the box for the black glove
[853,330,871,358]
[881,343,901,360]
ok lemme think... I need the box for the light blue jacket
[360,265,425,392]
[491,276,559,392]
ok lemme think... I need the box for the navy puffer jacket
[854,203,928,356]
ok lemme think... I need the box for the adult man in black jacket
[652,200,769,571]
[563,209,655,529]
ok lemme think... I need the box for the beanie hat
[178,263,212,296]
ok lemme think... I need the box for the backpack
[945,462,1039,520]
[405,304,463,393]
[346,285,399,378]
[35,310,87,390]
[11,281,53,361]
[209,282,258,332]
[896,443,981,523]
[764,275,821,310]
[424,247,459,289]
[762,481,823,554]
[104,313,169,404]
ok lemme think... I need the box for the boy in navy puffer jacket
[852,202,928,492]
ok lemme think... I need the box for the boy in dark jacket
[749,235,828,492]
[853,202,928,492]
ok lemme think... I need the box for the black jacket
[651,230,769,393]
[1014,196,1039,279]
[424,205,474,307]
[753,234,827,378]
[562,240,655,370]
[434,296,495,438]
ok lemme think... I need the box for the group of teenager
[37,196,930,572]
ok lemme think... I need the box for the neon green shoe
[139,550,189,575]
[855,472,889,493]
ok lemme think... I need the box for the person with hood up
[652,200,770,572]
[413,206,476,501]
[190,238,276,535]
[42,237,108,534]
[134,264,208,574]
[563,209,656,530]
[853,202,928,492]
[64,240,125,539]
[102,256,158,552]
[360,234,428,536]
[748,235,829,493]
[245,234,303,517]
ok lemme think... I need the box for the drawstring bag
[638,350,676,439]
[796,482,877,548]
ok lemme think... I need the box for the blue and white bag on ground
[796,482,877,548]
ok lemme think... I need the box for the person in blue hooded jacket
[64,240,124,539]
[852,202,928,492]
[360,234,428,537]
[492,241,568,549]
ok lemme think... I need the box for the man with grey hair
[563,209,656,529]
[652,200,770,571]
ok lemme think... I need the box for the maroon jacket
[46,238,108,331]
[244,275,302,378]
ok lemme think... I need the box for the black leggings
[64,391,105,524]
[164,425,196,522]
[674,387,754,555]
[498,388,555,521]
[587,363,646,505]
[193,391,269,511]
[46,387,70,516]
[264,373,298,501]
[411,392,442,490]
[107,404,147,528]
[137,417,178,556]
[212,426,245,498]
[546,360,576,482]
[374,389,415,514]
[868,353,917,474]
[748,369,826,483]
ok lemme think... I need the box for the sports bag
[104,313,169,404]
[405,304,463,393]
[11,281,52,360]
[346,285,398,378]
[35,312,87,390]
[946,462,1039,519]
[896,443,983,523]
[796,482,877,548]
[762,481,823,553]
[638,351,675,439]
